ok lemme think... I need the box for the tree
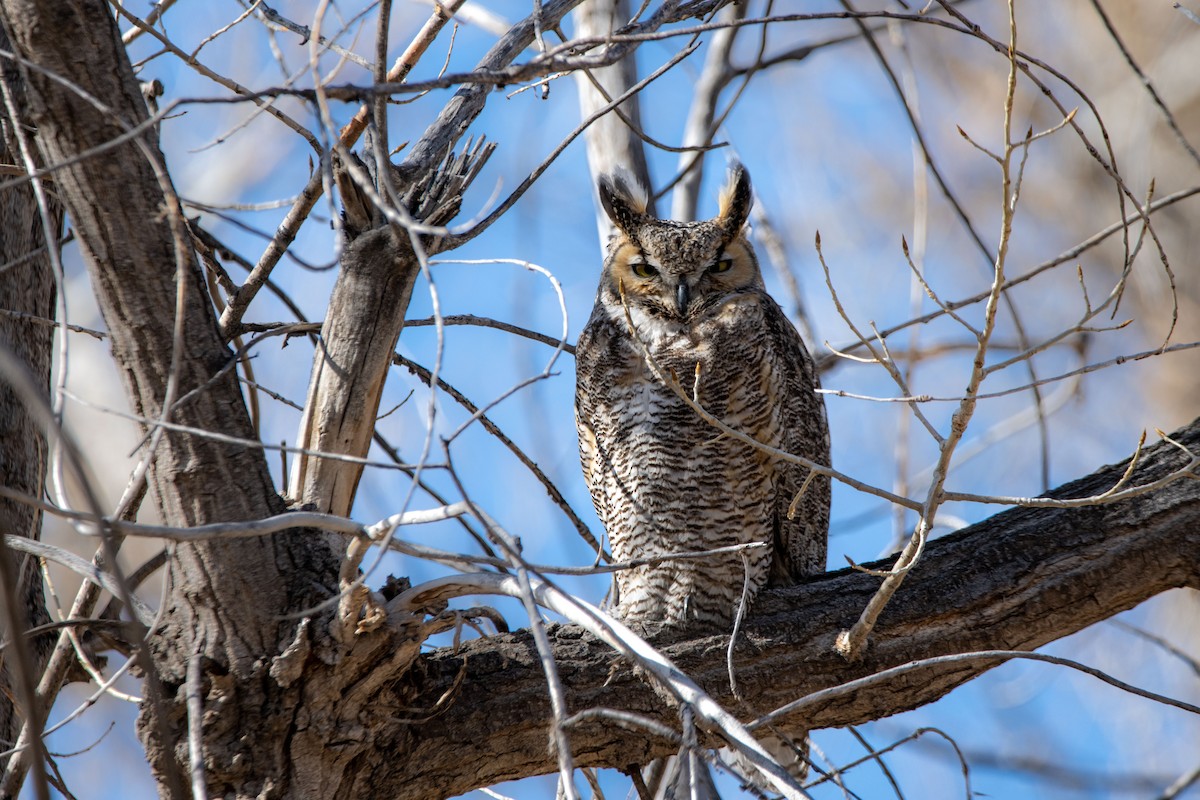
[0,0,1198,798]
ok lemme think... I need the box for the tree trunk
[574,0,657,237]
[0,20,59,775]
[0,2,339,795]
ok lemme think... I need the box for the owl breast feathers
[575,164,831,628]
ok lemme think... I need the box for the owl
[575,164,831,628]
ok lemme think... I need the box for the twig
[826,184,1200,365]
[440,37,701,249]
[56,387,433,472]
[120,0,178,44]
[394,355,602,558]
[1109,620,1200,679]
[108,2,319,151]
[217,0,468,337]
[0,520,49,799]
[726,551,753,700]
[186,643,209,800]
[610,282,921,512]
[804,727,969,796]
[755,649,1200,729]
[1159,763,1200,799]
[404,313,576,353]
[834,0,1022,662]
[1087,0,1200,167]
[563,707,683,742]
[817,236,943,445]
[844,727,907,800]
[2,537,154,623]
[254,2,374,68]
[1175,3,1200,25]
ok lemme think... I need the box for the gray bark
[286,187,422,518]
[0,19,59,778]
[0,1,339,796]
[670,2,743,221]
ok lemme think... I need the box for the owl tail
[721,728,811,796]
[641,753,722,800]
[639,730,809,799]
[759,729,810,783]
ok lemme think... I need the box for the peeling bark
[288,141,492,518]
[287,212,421,518]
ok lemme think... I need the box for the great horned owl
[575,164,831,628]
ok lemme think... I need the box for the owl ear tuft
[717,163,753,236]
[598,168,650,234]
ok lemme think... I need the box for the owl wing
[760,296,831,584]
[575,408,604,523]
[574,308,612,529]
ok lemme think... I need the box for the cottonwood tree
[0,0,1198,798]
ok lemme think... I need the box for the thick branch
[286,213,420,517]
[380,418,1200,798]
[0,20,59,785]
[670,1,742,220]
[288,134,494,518]
[0,0,310,659]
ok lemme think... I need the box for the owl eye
[709,256,734,274]
[630,261,658,279]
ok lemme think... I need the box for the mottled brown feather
[575,165,830,629]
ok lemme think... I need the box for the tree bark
[0,1,339,795]
[287,202,421,518]
[0,20,59,775]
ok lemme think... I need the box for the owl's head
[597,164,762,322]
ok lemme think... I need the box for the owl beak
[675,281,691,317]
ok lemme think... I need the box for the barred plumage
[575,164,831,629]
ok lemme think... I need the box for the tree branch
[573,0,656,241]
[374,417,1200,798]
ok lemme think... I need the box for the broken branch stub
[288,141,495,518]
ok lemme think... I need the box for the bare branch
[574,0,656,241]
[670,1,743,220]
